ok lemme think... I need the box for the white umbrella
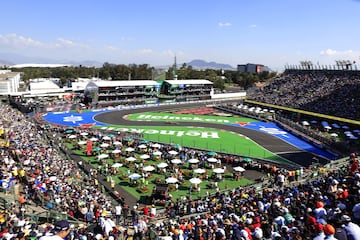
[112,149,121,154]
[137,144,147,149]
[302,121,310,126]
[168,150,178,155]
[78,141,87,145]
[100,143,110,148]
[189,177,202,185]
[49,176,57,181]
[68,134,77,139]
[233,166,245,172]
[171,159,182,164]
[125,156,137,162]
[90,137,98,141]
[111,163,123,168]
[213,168,225,174]
[157,162,168,168]
[125,147,135,152]
[102,136,111,140]
[98,154,109,160]
[165,177,178,184]
[188,158,200,164]
[143,166,155,172]
[128,173,141,180]
[207,157,218,163]
[193,168,206,174]
[152,151,162,156]
[151,143,161,148]
[80,132,89,136]
[23,159,30,165]
[140,154,150,159]
[113,141,122,145]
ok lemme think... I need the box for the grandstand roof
[10,63,72,68]
[90,80,160,87]
[30,79,60,91]
[165,79,213,85]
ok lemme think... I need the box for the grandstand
[246,68,360,154]
[83,80,161,107]
[159,79,213,103]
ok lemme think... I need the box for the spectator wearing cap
[324,224,336,240]
[342,215,360,240]
[314,201,327,221]
[39,220,71,240]
[313,223,326,240]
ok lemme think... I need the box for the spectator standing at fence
[115,203,122,226]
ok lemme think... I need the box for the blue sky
[1,0,360,69]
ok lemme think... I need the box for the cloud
[105,45,120,51]
[0,33,187,65]
[249,24,257,28]
[218,22,231,27]
[0,33,43,47]
[137,48,154,54]
[319,48,359,57]
[320,49,338,56]
[0,33,90,50]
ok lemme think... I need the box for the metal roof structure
[164,79,213,85]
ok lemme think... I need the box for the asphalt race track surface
[94,102,328,168]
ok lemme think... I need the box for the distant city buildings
[237,63,269,73]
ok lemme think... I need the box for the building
[83,80,161,107]
[159,79,213,103]
[0,70,21,95]
[237,63,269,74]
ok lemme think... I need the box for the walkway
[63,147,139,208]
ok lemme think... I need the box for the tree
[213,78,225,91]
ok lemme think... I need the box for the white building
[0,70,21,94]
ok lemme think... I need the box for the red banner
[86,140,92,156]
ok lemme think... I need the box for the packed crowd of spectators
[247,70,360,120]
[1,102,360,239]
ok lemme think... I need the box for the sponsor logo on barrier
[101,127,220,139]
[63,115,83,124]
[259,126,289,138]
[136,114,230,123]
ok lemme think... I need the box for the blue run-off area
[229,122,337,160]
[42,110,337,160]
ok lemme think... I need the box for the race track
[94,102,328,167]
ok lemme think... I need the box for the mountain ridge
[0,52,236,70]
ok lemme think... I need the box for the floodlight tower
[173,55,178,80]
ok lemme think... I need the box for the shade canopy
[111,163,123,168]
[233,166,245,172]
[140,154,150,159]
[207,157,218,163]
[112,149,121,154]
[188,158,200,164]
[213,168,225,174]
[125,156,137,162]
[157,162,169,168]
[171,159,182,164]
[165,177,178,184]
[128,173,141,180]
[189,177,202,184]
[193,168,206,174]
[97,154,109,160]
[143,166,155,172]
[125,147,135,152]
